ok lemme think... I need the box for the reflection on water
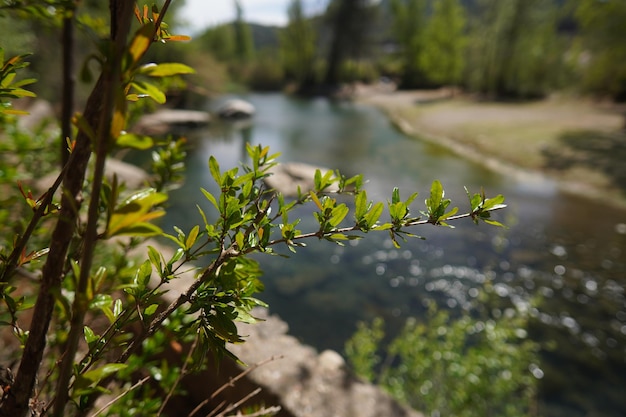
[162,93,626,417]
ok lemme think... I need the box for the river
[159,93,626,417]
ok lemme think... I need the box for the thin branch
[52,1,134,415]
[0,149,74,284]
[188,356,284,417]
[224,406,282,417]
[263,205,506,248]
[211,387,262,417]
[89,376,151,417]
[156,332,200,416]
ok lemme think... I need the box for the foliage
[389,0,428,88]
[280,0,318,85]
[346,284,541,417]
[0,1,507,416]
[465,0,562,99]
[0,48,36,114]
[233,0,255,63]
[323,0,379,87]
[574,0,626,100]
[420,0,466,87]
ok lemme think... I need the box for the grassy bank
[359,90,626,208]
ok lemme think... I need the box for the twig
[224,406,282,417]
[89,376,151,417]
[188,356,284,417]
[156,331,200,416]
[212,387,262,417]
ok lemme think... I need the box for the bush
[346,284,541,417]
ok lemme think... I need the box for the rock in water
[217,99,255,119]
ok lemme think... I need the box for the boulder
[217,99,255,119]
[133,109,210,135]
[264,162,339,197]
[226,308,424,417]
[35,158,149,192]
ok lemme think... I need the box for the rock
[35,158,149,192]
[133,109,210,135]
[225,308,424,417]
[216,99,255,119]
[264,162,339,197]
[17,99,55,132]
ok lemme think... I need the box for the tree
[280,0,318,88]
[389,0,428,88]
[0,1,507,416]
[233,0,254,63]
[323,0,378,88]
[420,0,466,88]
[197,24,236,62]
[575,0,626,101]
[465,0,561,99]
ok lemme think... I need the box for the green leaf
[131,80,166,104]
[116,132,153,150]
[107,189,167,237]
[84,326,98,345]
[328,203,349,227]
[113,299,122,318]
[392,187,401,204]
[235,231,245,250]
[427,180,444,212]
[314,169,322,190]
[309,191,323,210]
[139,62,195,77]
[482,194,506,211]
[144,304,158,316]
[201,188,219,211]
[355,191,368,221]
[208,156,221,185]
[81,364,128,384]
[364,202,384,228]
[186,225,199,250]
[483,219,505,227]
[147,246,162,272]
[127,22,154,67]
[72,113,96,142]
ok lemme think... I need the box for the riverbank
[357,89,626,208]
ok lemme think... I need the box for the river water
[160,93,626,417]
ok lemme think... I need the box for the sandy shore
[357,88,626,208]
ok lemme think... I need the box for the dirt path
[358,89,626,208]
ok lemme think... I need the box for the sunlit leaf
[208,156,221,185]
[364,202,384,228]
[186,225,199,250]
[127,22,154,67]
[131,80,166,104]
[139,62,195,77]
[107,189,167,237]
[116,132,153,150]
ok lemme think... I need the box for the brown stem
[52,2,134,415]
[116,246,237,364]
[0,2,132,416]
[60,2,76,167]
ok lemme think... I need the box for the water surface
[161,93,626,417]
